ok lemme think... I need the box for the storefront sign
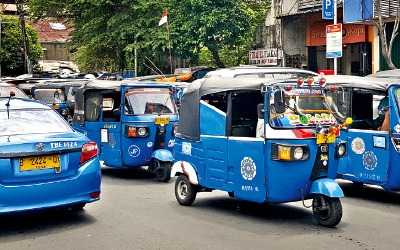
[249,49,278,66]
[326,24,342,58]
[308,23,367,46]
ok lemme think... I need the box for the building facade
[258,0,400,75]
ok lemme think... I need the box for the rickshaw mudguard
[309,178,344,198]
[151,149,174,162]
[170,161,198,185]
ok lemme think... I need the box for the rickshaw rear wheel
[175,175,197,206]
[155,161,172,182]
[312,196,342,228]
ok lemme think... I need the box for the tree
[0,15,43,76]
[374,0,399,69]
[170,0,269,68]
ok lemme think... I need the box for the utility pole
[16,3,31,75]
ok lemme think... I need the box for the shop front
[306,21,374,76]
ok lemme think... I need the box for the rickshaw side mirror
[257,103,264,119]
[113,108,121,117]
[274,90,286,113]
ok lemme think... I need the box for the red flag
[158,12,168,26]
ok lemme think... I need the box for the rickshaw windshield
[34,89,66,104]
[395,88,400,115]
[124,88,176,115]
[269,89,341,128]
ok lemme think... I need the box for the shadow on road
[101,165,156,180]
[338,180,400,205]
[173,193,332,230]
[0,208,96,241]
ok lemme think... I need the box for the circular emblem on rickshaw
[128,145,141,157]
[363,151,377,170]
[351,137,365,154]
[241,157,256,181]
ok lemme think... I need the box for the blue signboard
[322,0,334,20]
[344,0,373,23]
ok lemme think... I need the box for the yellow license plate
[316,133,336,144]
[19,155,60,171]
[155,117,170,125]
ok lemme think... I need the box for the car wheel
[175,175,197,206]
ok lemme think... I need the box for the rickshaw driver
[145,103,155,114]
[377,97,390,131]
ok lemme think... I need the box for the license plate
[155,117,170,125]
[316,133,336,144]
[19,155,60,171]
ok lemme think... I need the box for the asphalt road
[1,166,400,250]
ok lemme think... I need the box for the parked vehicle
[0,82,30,99]
[171,77,351,227]
[31,80,88,123]
[323,75,400,191]
[203,66,318,79]
[0,92,101,214]
[72,80,178,182]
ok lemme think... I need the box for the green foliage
[0,15,43,76]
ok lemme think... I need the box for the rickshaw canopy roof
[367,69,400,79]
[177,78,270,141]
[322,75,400,91]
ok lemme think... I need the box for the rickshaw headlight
[335,142,347,158]
[125,125,149,138]
[293,147,304,160]
[272,144,309,161]
[138,127,147,136]
[61,109,68,116]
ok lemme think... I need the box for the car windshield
[0,86,28,98]
[270,89,342,128]
[124,88,176,115]
[34,89,66,104]
[0,109,71,136]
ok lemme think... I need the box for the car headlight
[335,142,347,158]
[272,143,309,161]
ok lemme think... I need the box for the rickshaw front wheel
[175,175,197,206]
[155,161,172,183]
[312,196,342,228]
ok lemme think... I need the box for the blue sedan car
[0,94,101,214]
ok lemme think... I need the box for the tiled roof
[27,20,72,43]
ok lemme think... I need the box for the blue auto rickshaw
[31,80,88,123]
[72,80,178,182]
[170,77,352,227]
[323,75,400,191]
